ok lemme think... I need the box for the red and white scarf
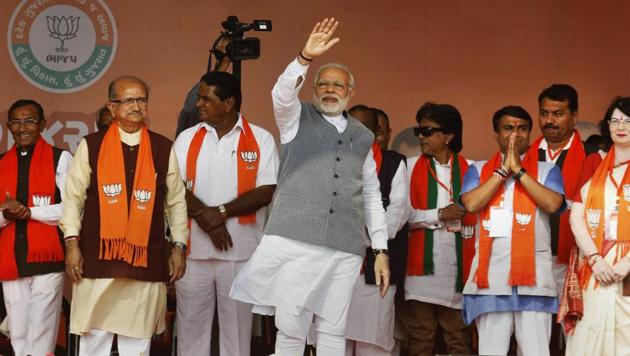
[0,138,63,280]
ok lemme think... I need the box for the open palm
[303,18,340,58]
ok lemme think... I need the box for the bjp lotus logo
[586,209,601,230]
[102,184,122,197]
[241,151,258,169]
[461,225,475,239]
[515,213,531,227]
[32,195,51,207]
[46,16,80,51]
[102,183,122,204]
[134,189,152,209]
[185,179,194,191]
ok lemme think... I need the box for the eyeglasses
[608,118,630,127]
[414,126,445,137]
[315,80,349,91]
[110,97,149,106]
[7,118,40,129]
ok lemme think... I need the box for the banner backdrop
[2,0,630,159]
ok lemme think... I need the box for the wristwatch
[513,168,527,182]
[173,241,187,253]
[218,204,228,219]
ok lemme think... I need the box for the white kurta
[345,160,408,350]
[229,59,388,333]
[404,155,468,309]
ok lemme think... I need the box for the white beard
[312,93,350,116]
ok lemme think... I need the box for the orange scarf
[474,151,538,288]
[185,117,260,230]
[530,131,585,264]
[407,154,477,292]
[97,121,156,268]
[580,146,630,287]
[0,138,64,280]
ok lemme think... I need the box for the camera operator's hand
[299,18,339,64]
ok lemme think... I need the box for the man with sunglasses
[61,75,189,355]
[230,18,390,355]
[0,99,72,356]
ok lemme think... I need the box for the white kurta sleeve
[30,150,73,225]
[272,58,309,144]
[60,139,91,237]
[363,149,388,249]
[385,161,409,239]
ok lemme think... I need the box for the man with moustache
[373,108,392,150]
[173,71,278,356]
[61,75,188,355]
[230,18,390,355]
[534,84,599,300]
[344,105,408,355]
[0,99,72,356]
[460,106,565,356]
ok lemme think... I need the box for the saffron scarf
[580,146,630,287]
[0,138,64,280]
[530,130,585,264]
[407,154,477,292]
[97,121,156,268]
[184,118,261,250]
[474,151,538,288]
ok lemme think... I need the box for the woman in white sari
[567,97,630,355]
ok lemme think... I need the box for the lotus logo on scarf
[240,151,258,169]
[32,195,51,207]
[102,184,122,203]
[461,225,475,239]
[185,179,194,191]
[623,184,630,202]
[586,209,601,230]
[566,199,574,210]
[515,213,532,227]
[482,219,491,232]
[134,189,152,209]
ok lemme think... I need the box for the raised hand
[301,18,340,59]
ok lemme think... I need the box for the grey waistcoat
[264,102,374,256]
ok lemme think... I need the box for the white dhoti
[230,235,363,355]
[2,272,64,356]
[566,249,630,356]
[345,274,396,355]
[176,258,252,356]
[79,328,151,356]
[476,310,551,356]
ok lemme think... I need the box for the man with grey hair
[230,18,390,355]
[61,75,188,355]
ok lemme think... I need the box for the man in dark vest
[344,105,408,355]
[0,99,72,356]
[60,75,188,355]
[230,18,390,355]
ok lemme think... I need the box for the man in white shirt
[230,18,390,355]
[174,71,278,356]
